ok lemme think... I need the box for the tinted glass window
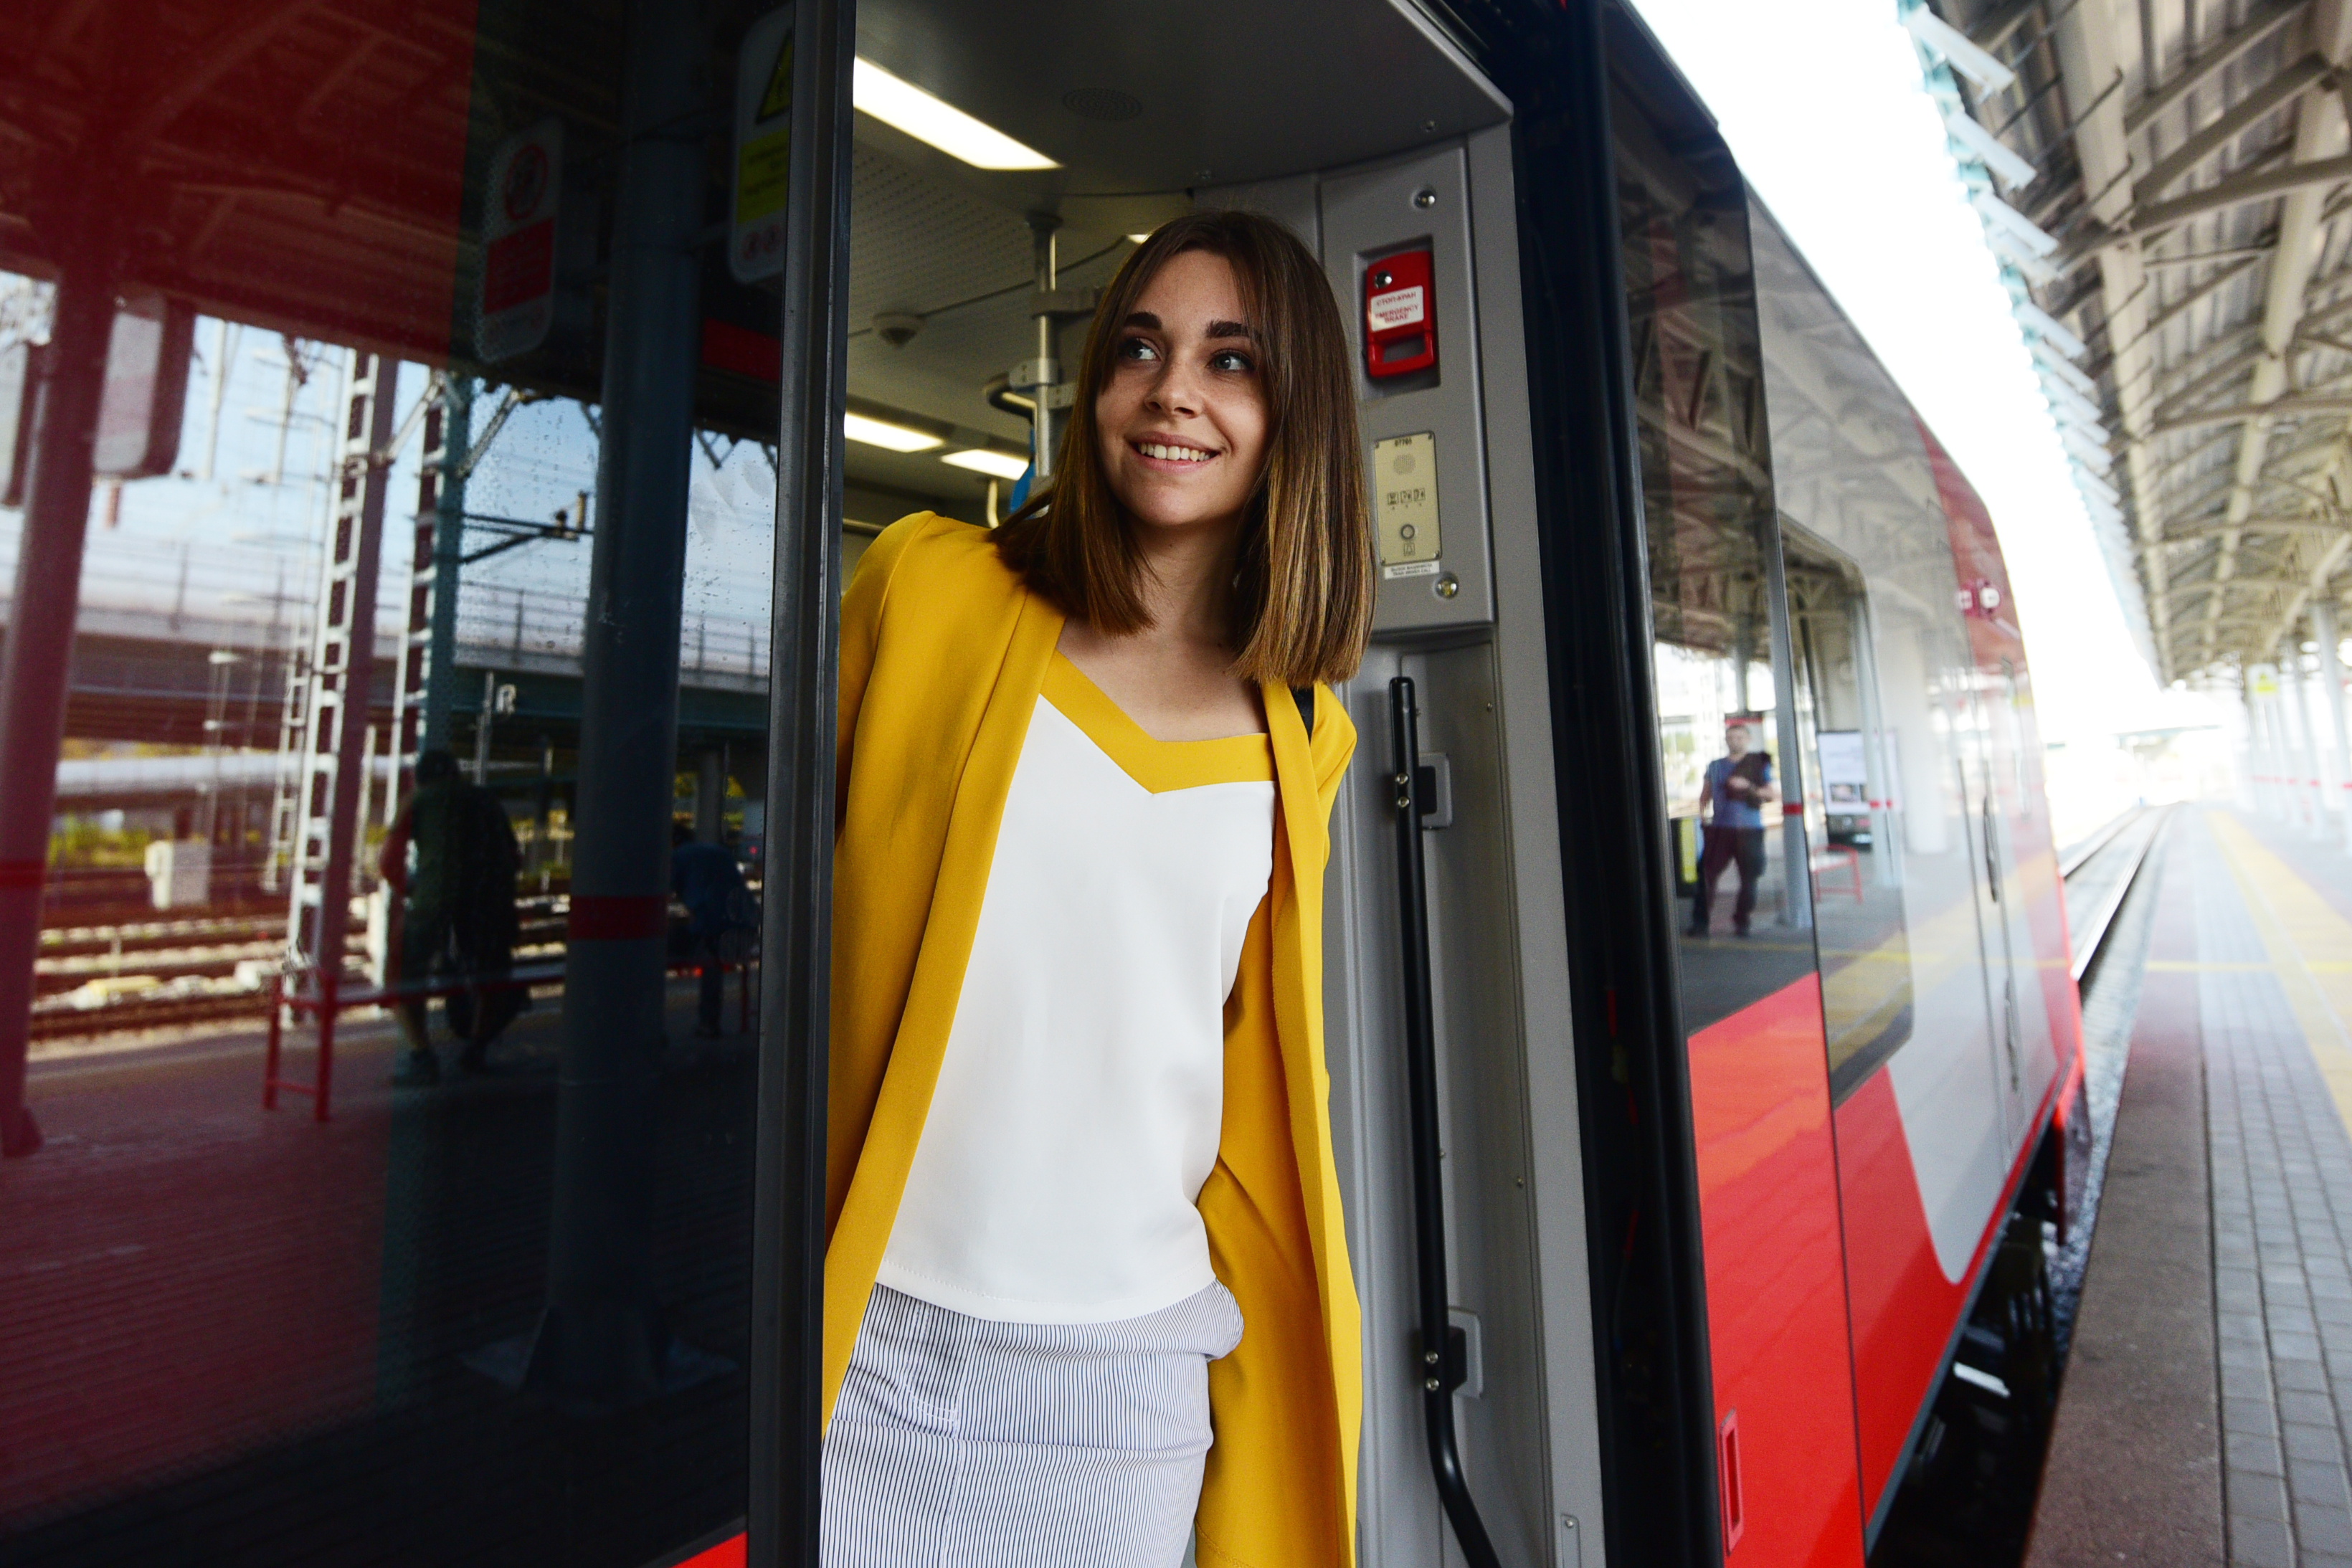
[0,6,805,1562]
[1613,97,1815,1034]
[1750,203,2006,1103]
[1780,530,1916,1084]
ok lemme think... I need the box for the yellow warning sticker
[737,130,791,223]
[758,35,793,122]
[731,9,795,282]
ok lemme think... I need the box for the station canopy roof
[0,0,490,363]
[1925,0,2352,684]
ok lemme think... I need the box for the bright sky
[0,305,777,676]
[1628,0,2210,749]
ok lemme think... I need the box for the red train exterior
[0,2,2085,1565]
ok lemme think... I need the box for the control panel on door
[1322,146,1494,634]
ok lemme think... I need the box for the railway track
[29,814,2164,1051]
[2059,804,2168,983]
[27,893,577,1044]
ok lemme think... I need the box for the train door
[1994,658,2068,1118]
[1931,427,2068,1152]
[1954,683,2029,1146]
[1783,532,1916,1090]
[824,5,1864,1566]
[825,7,1616,1568]
[0,0,1697,1559]
[1608,31,1869,1568]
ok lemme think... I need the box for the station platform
[2030,806,2352,1568]
[0,977,756,1565]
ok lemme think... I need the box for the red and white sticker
[1367,285,1427,332]
[478,118,563,363]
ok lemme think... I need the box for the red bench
[1808,845,1864,904]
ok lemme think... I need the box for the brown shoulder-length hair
[991,209,1372,688]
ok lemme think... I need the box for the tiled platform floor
[2031,807,2352,1568]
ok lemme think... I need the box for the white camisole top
[876,652,1277,1324]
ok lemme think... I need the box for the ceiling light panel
[844,411,944,452]
[853,58,1059,171]
[942,448,1031,480]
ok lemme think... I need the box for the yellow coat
[826,513,1363,1567]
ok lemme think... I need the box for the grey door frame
[747,0,858,1559]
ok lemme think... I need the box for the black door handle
[1389,676,1503,1568]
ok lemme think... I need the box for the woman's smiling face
[1094,247,1271,541]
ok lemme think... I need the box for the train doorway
[823,6,1604,1565]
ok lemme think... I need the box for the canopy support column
[0,260,112,1158]
[520,0,710,1411]
[2315,602,2352,850]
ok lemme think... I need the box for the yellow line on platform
[2143,959,2352,973]
[2206,811,2352,1138]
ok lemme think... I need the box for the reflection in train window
[1613,92,1816,1036]
[0,4,808,1562]
[1783,530,1915,1083]
[1750,202,2009,1107]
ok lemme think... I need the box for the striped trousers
[820,1281,1244,1567]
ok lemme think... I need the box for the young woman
[820,211,1373,1566]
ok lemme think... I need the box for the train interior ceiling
[0,0,1533,1563]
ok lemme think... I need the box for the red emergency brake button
[1365,250,1436,379]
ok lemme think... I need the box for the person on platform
[820,212,1370,1567]
[381,748,523,1085]
[1691,719,1777,939]
[670,820,751,1040]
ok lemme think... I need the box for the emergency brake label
[1367,285,1427,332]
[1374,432,1439,571]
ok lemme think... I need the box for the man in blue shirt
[1691,721,1776,938]
[671,822,754,1037]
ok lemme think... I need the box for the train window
[1782,530,1917,1084]
[1612,95,1818,1034]
[1750,204,2005,1103]
[1608,52,1890,1566]
[0,4,812,1562]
